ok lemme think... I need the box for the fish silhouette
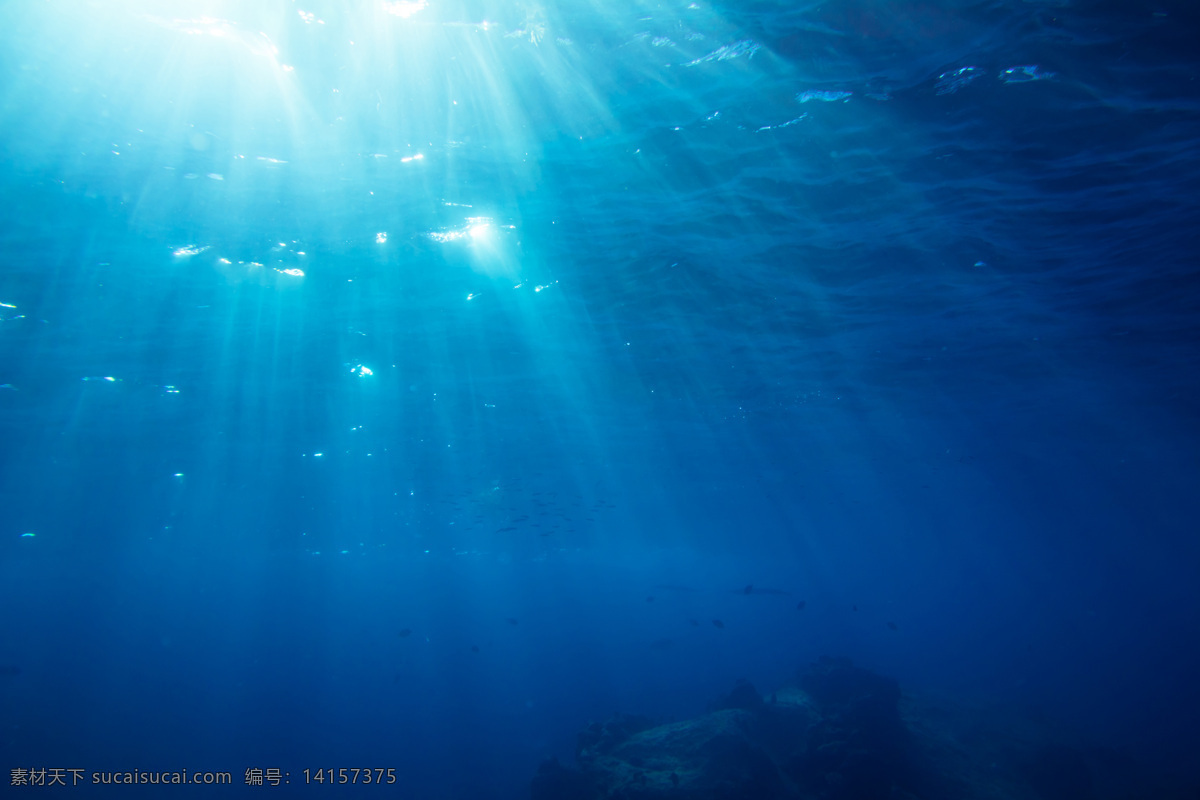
[738,584,791,596]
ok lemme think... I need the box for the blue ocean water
[1,0,1198,797]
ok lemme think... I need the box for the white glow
[382,1,428,19]
[146,16,283,61]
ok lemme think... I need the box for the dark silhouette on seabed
[531,657,1182,800]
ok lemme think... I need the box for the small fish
[505,617,518,626]
[796,601,806,611]
[646,596,654,603]
[738,585,791,596]
[712,619,725,629]
[853,605,858,612]
[670,772,679,787]
[496,526,517,533]
[398,628,412,638]
[470,645,480,653]
[688,619,700,627]
[887,621,898,631]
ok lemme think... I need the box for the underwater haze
[1,0,1198,797]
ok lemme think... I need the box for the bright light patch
[173,245,210,257]
[376,232,388,243]
[686,39,760,66]
[797,90,853,103]
[277,268,305,276]
[383,1,428,19]
[353,365,374,377]
[149,16,282,61]
[430,217,503,244]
